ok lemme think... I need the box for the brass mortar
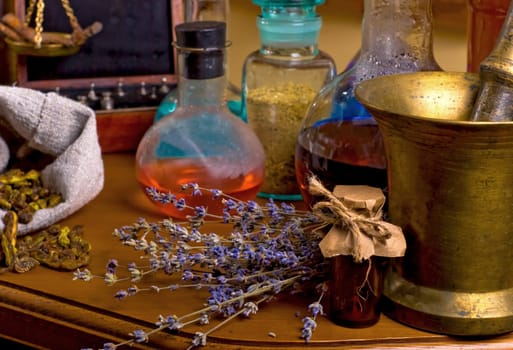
[355,71,513,336]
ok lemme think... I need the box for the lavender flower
[308,301,324,318]
[300,283,327,343]
[73,268,93,282]
[75,184,328,349]
[130,329,149,343]
[191,332,206,347]
[106,259,118,274]
[114,289,128,300]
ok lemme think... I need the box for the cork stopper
[174,21,226,79]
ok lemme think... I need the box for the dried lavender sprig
[76,184,328,349]
[301,282,327,343]
[185,295,269,350]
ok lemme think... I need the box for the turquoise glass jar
[240,0,336,200]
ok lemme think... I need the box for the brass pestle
[471,0,513,121]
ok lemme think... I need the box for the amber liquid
[295,121,387,208]
[329,255,387,328]
[136,158,263,220]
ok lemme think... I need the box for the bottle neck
[360,0,436,64]
[257,6,321,57]
[184,0,229,23]
[177,48,227,107]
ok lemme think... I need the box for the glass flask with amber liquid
[295,0,441,208]
[136,21,265,219]
[240,0,336,200]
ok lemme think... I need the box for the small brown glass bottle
[329,255,387,328]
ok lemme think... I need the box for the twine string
[308,177,392,262]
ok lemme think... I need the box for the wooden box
[7,0,184,152]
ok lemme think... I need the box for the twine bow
[308,177,406,263]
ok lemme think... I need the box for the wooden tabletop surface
[1,153,513,350]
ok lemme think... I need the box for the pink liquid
[136,158,263,219]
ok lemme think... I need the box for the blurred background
[226,0,467,88]
[0,0,468,86]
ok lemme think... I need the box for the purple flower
[182,270,194,281]
[308,301,324,317]
[242,301,258,317]
[186,183,202,196]
[194,206,207,218]
[201,272,213,283]
[160,192,177,204]
[190,252,204,264]
[165,315,181,330]
[199,313,210,325]
[72,268,93,282]
[175,198,186,210]
[189,228,202,242]
[302,316,317,330]
[106,259,118,274]
[247,200,259,213]
[192,332,206,347]
[217,275,228,284]
[301,316,318,343]
[131,329,149,343]
[222,208,231,223]
[145,187,159,199]
[210,189,222,199]
[223,198,237,210]
[301,326,313,343]
[127,286,138,296]
[114,289,128,300]
[228,247,241,259]
[280,202,296,214]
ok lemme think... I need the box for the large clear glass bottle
[154,0,239,122]
[240,0,336,201]
[295,0,441,207]
[136,21,265,220]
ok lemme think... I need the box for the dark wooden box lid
[7,0,184,153]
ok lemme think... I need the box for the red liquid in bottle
[295,121,387,208]
[296,121,388,327]
[329,255,387,328]
[136,158,263,219]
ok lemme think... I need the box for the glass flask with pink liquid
[136,21,265,219]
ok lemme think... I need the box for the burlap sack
[0,85,104,235]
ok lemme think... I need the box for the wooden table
[1,153,513,350]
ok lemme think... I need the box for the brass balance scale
[1,0,102,57]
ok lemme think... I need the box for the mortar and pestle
[352,2,513,336]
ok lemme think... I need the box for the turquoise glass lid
[253,0,324,6]
[254,0,323,48]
